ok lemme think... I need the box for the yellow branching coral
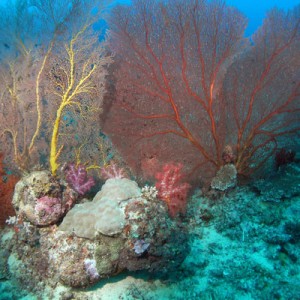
[0,1,112,175]
[48,23,113,175]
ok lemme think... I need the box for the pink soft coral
[155,163,191,218]
[64,163,95,195]
[100,162,127,180]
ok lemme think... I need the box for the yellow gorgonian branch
[0,36,55,171]
[2,129,19,161]
[49,24,103,176]
[7,63,17,105]
[29,39,55,155]
[1,128,30,170]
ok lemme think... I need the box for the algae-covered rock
[12,170,77,226]
[94,235,124,276]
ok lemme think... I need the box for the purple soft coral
[64,163,95,195]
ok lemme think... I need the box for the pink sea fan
[100,162,127,180]
[155,163,191,218]
[64,163,95,195]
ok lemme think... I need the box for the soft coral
[0,153,19,227]
[155,163,191,218]
[64,163,95,195]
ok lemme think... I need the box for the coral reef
[0,0,298,299]
[183,164,300,299]
[12,170,77,226]
[58,178,189,286]
[1,175,188,293]
[0,163,300,299]
[252,163,300,202]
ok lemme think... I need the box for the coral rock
[211,164,237,191]
[12,170,77,226]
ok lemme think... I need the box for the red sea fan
[0,153,19,227]
[155,163,191,218]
